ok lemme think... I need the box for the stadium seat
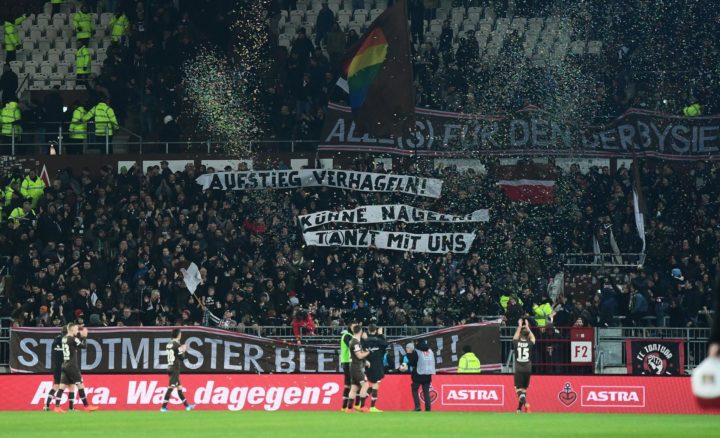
[296,0,308,12]
[45,27,59,41]
[435,8,449,21]
[569,40,586,55]
[528,17,544,31]
[30,28,42,42]
[43,2,53,15]
[289,10,304,25]
[462,19,476,32]
[370,8,383,20]
[100,13,113,27]
[47,49,61,65]
[39,63,53,76]
[22,40,35,51]
[36,14,50,28]
[9,61,22,75]
[56,62,70,76]
[306,11,318,25]
[38,40,51,52]
[587,40,602,54]
[90,13,99,25]
[21,15,34,31]
[451,7,464,24]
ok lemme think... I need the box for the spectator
[292,307,316,343]
[315,2,335,46]
[0,64,18,105]
[325,22,346,69]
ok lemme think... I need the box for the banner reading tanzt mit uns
[303,230,476,253]
[10,324,500,374]
[320,103,720,159]
[195,169,443,198]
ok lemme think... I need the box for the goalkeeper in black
[161,328,195,411]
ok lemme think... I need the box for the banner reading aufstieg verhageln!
[195,169,443,198]
[320,103,720,159]
[10,324,500,374]
[0,374,715,413]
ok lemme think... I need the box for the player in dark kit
[345,324,370,412]
[54,324,99,412]
[512,318,536,413]
[161,328,195,412]
[363,324,388,412]
[44,326,67,411]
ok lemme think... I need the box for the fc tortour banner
[10,324,500,374]
[319,104,720,159]
[298,204,489,231]
[625,339,685,376]
[195,169,443,198]
[302,230,476,253]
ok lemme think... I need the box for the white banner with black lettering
[298,204,489,230]
[195,169,443,198]
[303,229,475,253]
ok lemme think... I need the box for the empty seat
[100,13,113,27]
[570,40,586,55]
[45,27,59,41]
[47,49,62,64]
[53,13,67,26]
[587,40,602,54]
[30,28,42,41]
[451,8,464,24]
[38,40,51,52]
[36,14,50,28]
[54,39,67,51]
[56,62,70,75]
[289,10,304,25]
[39,63,54,76]
[22,40,35,51]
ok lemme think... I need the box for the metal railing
[562,252,646,268]
[596,326,710,374]
[0,323,710,373]
[1,127,320,155]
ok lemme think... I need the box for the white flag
[181,262,202,295]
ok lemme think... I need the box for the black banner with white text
[320,103,720,159]
[10,324,500,374]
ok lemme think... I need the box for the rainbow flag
[334,0,415,137]
[344,28,389,113]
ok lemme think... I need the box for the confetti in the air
[182,0,271,157]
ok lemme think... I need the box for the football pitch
[1,411,718,438]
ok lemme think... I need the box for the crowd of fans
[2,0,719,144]
[0,156,717,335]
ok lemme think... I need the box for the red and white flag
[495,164,556,204]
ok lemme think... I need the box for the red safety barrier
[0,374,717,414]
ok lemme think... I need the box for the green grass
[1,411,718,438]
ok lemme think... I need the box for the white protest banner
[195,169,443,198]
[298,204,489,230]
[303,229,476,253]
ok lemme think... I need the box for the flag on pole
[181,262,202,295]
[336,0,415,137]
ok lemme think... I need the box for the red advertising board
[0,374,716,414]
